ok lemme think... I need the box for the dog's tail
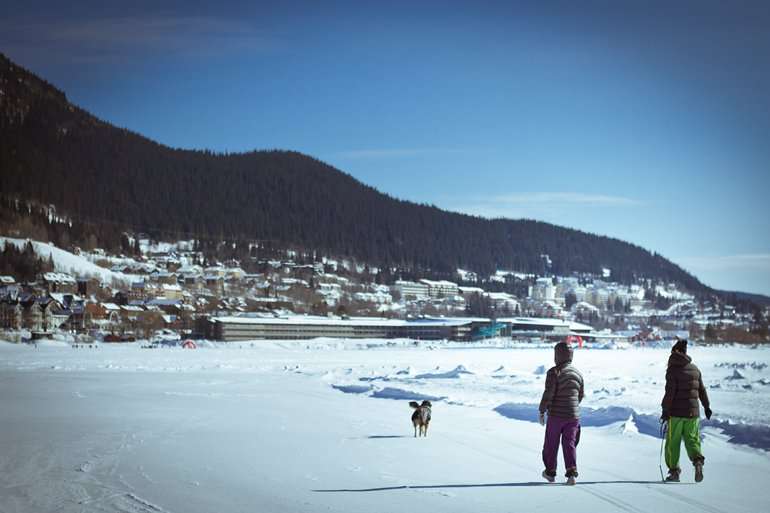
[409,401,420,409]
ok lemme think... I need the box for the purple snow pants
[542,415,581,474]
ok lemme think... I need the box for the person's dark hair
[672,338,688,354]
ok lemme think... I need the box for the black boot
[665,467,680,483]
[694,459,704,483]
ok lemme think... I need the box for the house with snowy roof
[419,279,460,298]
[161,283,183,300]
[146,298,183,315]
[42,272,77,293]
[485,292,520,312]
[393,280,430,300]
[20,296,57,332]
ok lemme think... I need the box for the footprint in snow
[76,461,93,472]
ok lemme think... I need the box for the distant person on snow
[539,341,584,485]
[661,338,712,483]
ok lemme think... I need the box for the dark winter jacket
[539,343,584,419]
[661,351,710,418]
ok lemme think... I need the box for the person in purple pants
[538,341,585,485]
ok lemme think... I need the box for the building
[41,272,77,293]
[20,297,57,332]
[204,275,224,295]
[161,283,183,301]
[207,315,477,341]
[571,301,600,317]
[458,286,485,298]
[128,281,148,302]
[393,280,430,300]
[485,292,520,313]
[497,316,593,340]
[0,297,22,329]
[419,279,460,298]
[530,277,556,301]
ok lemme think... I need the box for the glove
[539,412,546,426]
[704,407,712,420]
[660,413,669,423]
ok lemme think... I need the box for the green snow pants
[665,416,704,470]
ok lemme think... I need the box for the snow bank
[414,365,474,379]
[369,387,445,401]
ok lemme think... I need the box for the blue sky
[2,1,769,295]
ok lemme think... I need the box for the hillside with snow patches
[0,51,712,293]
[1,339,768,513]
[0,237,135,285]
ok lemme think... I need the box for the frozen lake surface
[1,339,769,512]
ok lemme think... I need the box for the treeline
[0,241,54,283]
[0,52,709,294]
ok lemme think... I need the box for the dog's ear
[422,400,432,408]
[409,401,420,409]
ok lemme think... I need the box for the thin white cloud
[0,16,276,61]
[675,253,770,272]
[446,191,643,220]
[487,192,642,207]
[332,148,468,159]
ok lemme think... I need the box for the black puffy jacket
[539,343,584,419]
[661,351,710,418]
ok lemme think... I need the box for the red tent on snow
[565,334,583,348]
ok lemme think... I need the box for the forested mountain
[0,52,708,292]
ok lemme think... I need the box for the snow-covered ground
[1,340,768,513]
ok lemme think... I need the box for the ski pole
[659,419,667,481]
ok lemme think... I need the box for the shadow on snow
[313,480,673,492]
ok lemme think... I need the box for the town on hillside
[1,236,767,345]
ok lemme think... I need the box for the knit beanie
[672,338,688,354]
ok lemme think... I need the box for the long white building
[208,315,477,341]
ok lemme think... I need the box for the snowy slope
[0,341,768,513]
[0,237,135,285]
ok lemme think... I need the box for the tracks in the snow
[438,425,730,513]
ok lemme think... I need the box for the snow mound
[702,419,770,450]
[715,362,768,371]
[492,403,540,423]
[414,365,473,379]
[620,414,639,435]
[370,388,445,401]
[358,374,392,382]
[332,384,372,395]
[533,365,547,375]
[493,403,663,438]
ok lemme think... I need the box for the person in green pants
[661,339,712,482]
